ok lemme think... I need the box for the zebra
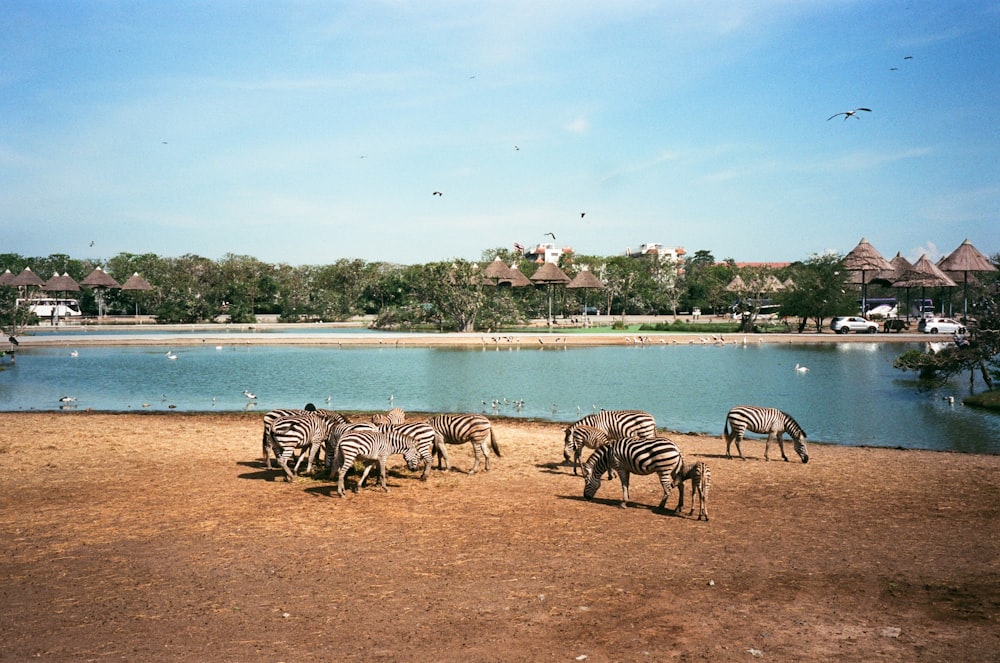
[371,407,405,427]
[427,414,500,474]
[582,436,685,513]
[563,410,657,452]
[324,421,379,475]
[723,406,808,463]
[563,424,614,477]
[681,460,711,521]
[388,421,436,480]
[266,414,338,481]
[334,429,424,497]
[261,407,349,469]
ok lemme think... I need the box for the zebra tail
[722,419,731,444]
[490,428,501,457]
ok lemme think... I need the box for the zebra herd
[260,405,500,496]
[259,402,807,519]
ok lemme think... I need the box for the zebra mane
[782,412,806,439]
[582,443,613,477]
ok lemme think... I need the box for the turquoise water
[1,342,997,454]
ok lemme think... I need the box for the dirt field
[1,412,997,662]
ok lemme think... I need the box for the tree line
[1,248,997,336]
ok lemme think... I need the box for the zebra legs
[469,441,492,474]
[763,433,789,462]
[656,475,681,513]
[617,470,631,508]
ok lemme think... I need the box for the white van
[16,298,83,318]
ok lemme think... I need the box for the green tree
[779,253,854,332]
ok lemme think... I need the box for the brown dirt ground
[0,412,997,662]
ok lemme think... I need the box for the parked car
[920,317,967,334]
[831,316,878,334]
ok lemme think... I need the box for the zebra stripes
[371,407,405,427]
[682,460,711,521]
[564,410,657,450]
[335,429,424,497]
[723,406,808,463]
[563,425,613,477]
[262,407,349,469]
[583,436,685,513]
[428,414,500,474]
[266,414,337,481]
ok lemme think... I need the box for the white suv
[919,318,967,334]
[831,316,878,334]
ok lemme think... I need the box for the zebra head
[581,445,611,500]
[794,434,809,463]
[402,446,421,471]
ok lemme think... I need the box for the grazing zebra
[583,436,685,513]
[723,406,808,463]
[266,414,337,481]
[371,407,405,427]
[682,460,711,521]
[563,425,613,477]
[388,421,436,480]
[262,407,349,469]
[564,410,657,451]
[334,429,423,497]
[427,414,500,474]
[324,421,378,475]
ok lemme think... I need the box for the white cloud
[565,117,590,134]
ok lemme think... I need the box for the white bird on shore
[795,363,809,373]
[166,351,178,360]
[243,390,257,400]
[70,350,79,357]
[59,396,77,403]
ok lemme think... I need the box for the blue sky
[2,1,998,266]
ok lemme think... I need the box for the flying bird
[544,232,556,240]
[432,191,443,196]
[904,55,913,59]
[580,212,586,218]
[827,108,872,121]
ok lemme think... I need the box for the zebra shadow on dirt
[553,493,689,517]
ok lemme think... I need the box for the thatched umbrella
[11,267,45,288]
[81,267,121,318]
[724,274,747,293]
[844,238,894,313]
[892,254,956,319]
[566,266,605,321]
[937,239,997,319]
[0,269,15,287]
[41,272,81,324]
[482,257,515,286]
[121,272,154,316]
[503,264,533,288]
[529,261,571,325]
[886,252,914,319]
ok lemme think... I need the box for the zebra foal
[563,425,613,477]
[428,414,500,474]
[334,429,423,497]
[583,436,685,513]
[681,460,711,521]
[723,405,808,463]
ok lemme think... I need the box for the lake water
[2,341,997,454]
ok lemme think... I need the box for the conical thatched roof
[0,269,15,286]
[892,254,957,288]
[81,267,121,288]
[42,272,81,292]
[482,257,515,282]
[724,275,747,292]
[529,261,570,285]
[121,272,154,291]
[761,274,786,292]
[888,252,913,278]
[938,239,997,274]
[11,267,45,287]
[566,267,605,290]
[504,264,533,287]
[844,237,893,272]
